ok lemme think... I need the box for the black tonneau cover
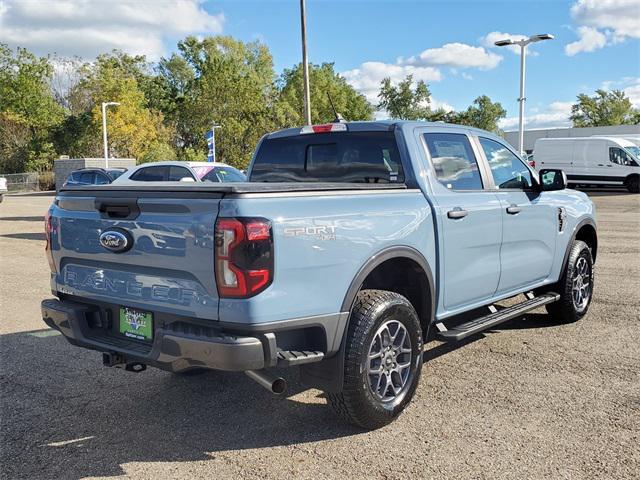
[59,182,407,196]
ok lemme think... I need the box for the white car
[112,161,246,184]
[534,137,640,193]
[0,177,7,203]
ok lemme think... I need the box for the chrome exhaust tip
[245,369,287,395]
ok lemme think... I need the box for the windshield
[625,146,640,159]
[250,131,404,183]
[201,166,246,182]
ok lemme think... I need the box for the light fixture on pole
[101,101,120,168]
[494,33,554,155]
[300,0,312,125]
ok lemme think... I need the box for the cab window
[423,133,483,190]
[609,147,636,166]
[479,137,533,189]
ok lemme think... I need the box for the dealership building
[504,125,640,153]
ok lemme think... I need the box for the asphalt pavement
[0,190,638,479]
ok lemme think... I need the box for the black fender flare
[300,246,436,393]
[561,217,597,274]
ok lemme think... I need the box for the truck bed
[59,182,407,196]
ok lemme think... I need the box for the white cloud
[341,62,442,104]
[342,40,501,106]
[0,0,225,59]
[499,101,573,130]
[481,31,539,56]
[565,26,607,56]
[565,0,640,55]
[571,0,640,40]
[410,43,502,70]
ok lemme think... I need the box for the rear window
[250,131,404,183]
[130,166,195,182]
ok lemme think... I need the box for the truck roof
[266,120,495,139]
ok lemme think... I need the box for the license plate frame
[119,307,154,342]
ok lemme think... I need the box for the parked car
[42,121,597,429]
[0,176,7,203]
[63,168,127,187]
[112,161,246,183]
[534,137,640,192]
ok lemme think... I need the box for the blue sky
[1,0,638,129]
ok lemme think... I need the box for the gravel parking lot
[1,190,638,480]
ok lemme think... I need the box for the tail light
[44,209,57,273]
[215,218,273,298]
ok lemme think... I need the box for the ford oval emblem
[99,229,132,253]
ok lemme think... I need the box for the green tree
[277,62,373,125]
[377,75,444,121]
[446,95,506,132]
[0,44,64,172]
[163,35,281,168]
[570,89,640,127]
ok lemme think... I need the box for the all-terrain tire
[327,289,423,430]
[545,240,594,323]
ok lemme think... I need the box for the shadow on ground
[0,216,44,222]
[0,330,360,479]
[0,232,46,241]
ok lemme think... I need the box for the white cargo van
[534,137,640,193]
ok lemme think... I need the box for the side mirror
[538,168,567,191]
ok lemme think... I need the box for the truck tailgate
[50,190,222,320]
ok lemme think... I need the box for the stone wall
[54,158,136,191]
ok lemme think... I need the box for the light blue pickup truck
[42,121,597,429]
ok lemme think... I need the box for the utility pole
[101,101,120,168]
[300,0,312,125]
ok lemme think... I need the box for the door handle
[597,164,604,166]
[506,204,521,215]
[447,208,468,219]
[606,165,613,167]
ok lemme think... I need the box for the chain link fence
[1,172,55,192]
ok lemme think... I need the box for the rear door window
[95,173,110,185]
[250,131,403,183]
[130,166,168,181]
[423,133,483,190]
[168,166,194,181]
[79,172,95,184]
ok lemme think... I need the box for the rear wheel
[625,175,639,194]
[546,240,594,323]
[327,289,423,430]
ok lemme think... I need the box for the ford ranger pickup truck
[42,121,597,429]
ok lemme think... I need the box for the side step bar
[276,350,324,367]
[436,292,560,342]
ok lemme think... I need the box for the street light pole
[518,43,527,156]
[495,34,554,155]
[300,0,312,125]
[101,101,120,168]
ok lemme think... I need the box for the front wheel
[625,175,639,194]
[546,240,594,323]
[327,289,423,430]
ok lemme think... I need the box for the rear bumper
[41,298,270,372]
[42,298,347,373]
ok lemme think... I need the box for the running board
[435,293,560,342]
